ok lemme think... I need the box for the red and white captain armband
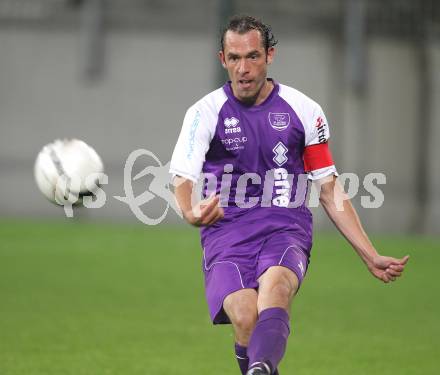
[303,142,338,180]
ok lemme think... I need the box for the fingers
[193,194,217,217]
[198,195,224,226]
[376,266,407,284]
[381,267,403,283]
[381,272,395,283]
[389,264,404,272]
[380,273,391,283]
[385,268,401,277]
[205,207,224,226]
[202,204,223,225]
[372,253,410,283]
[389,255,410,266]
[203,194,220,211]
[387,268,401,277]
[374,254,410,274]
[385,255,409,280]
[386,262,405,278]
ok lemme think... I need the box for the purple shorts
[200,207,313,324]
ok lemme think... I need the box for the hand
[367,254,410,283]
[184,194,224,227]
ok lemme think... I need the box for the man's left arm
[317,175,409,283]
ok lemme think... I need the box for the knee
[233,309,257,335]
[268,282,295,302]
[259,271,299,308]
[224,289,258,338]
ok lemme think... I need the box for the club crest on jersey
[224,117,241,134]
[268,112,290,131]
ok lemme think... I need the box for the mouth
[237,79,253,90]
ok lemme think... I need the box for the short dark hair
[220,15,278,53]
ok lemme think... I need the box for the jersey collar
[223,78,279,111]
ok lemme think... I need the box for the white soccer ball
[34,139,104,205]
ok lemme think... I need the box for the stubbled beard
[236,79,267,106]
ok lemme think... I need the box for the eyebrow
[227,50,261,59]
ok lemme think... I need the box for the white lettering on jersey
[272,167,291,207]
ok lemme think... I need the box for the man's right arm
[170,101,223,226]
[173,176,224,227]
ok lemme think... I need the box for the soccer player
[169,15,409,375]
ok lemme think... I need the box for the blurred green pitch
[0,220,438,375]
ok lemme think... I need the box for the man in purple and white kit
[170,16,409,375]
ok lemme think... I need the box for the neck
[234,79,274,106]
[254,79,273,105]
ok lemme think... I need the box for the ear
[266,47,275,65]
[218,50,227,68]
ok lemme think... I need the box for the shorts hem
[255,264,305,291]
[211,286,257,325]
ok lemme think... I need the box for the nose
[237,58,249,75]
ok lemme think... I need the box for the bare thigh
[257,266,299,313]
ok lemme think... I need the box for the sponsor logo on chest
[221,116,246,150]
[221,136,248,151]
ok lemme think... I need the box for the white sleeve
[308,165,338,180]
[169,105,214,183]
[304,104,338,180]
[278,85,337,181]
[304,104,331,146]
[278,84,331,146]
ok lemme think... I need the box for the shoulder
[187,87,228,117]
[180,87,228,137]
[277,83,327,139]
[277,83,323,115]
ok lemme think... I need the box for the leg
[247,266,300,374]
[223,288,258,374]
[223,288,258,345]
[257,265,299,312]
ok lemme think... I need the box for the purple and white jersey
[170,80,337,215]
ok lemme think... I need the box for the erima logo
[315,116,326,143]
[273,141,288,167]
[224,117,241,134]
[224,117,239,127]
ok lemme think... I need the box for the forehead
[223,29,264,54]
